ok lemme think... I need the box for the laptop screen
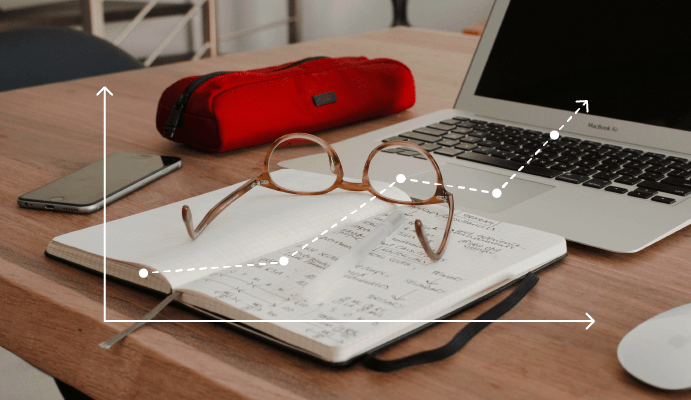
[475,1,691,132]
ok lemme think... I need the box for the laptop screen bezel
[454,0,691,156]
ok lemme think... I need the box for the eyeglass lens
[268,136,337,193]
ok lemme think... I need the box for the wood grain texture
[0,27,690,399]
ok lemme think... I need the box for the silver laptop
[282,0,691,253]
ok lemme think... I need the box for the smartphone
[18,152,182,214]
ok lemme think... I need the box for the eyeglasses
[181,133,454,261]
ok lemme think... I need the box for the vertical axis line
[103,92,107,322]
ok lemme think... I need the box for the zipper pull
[163,96,187,138]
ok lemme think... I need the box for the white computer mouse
[617,302,691,390]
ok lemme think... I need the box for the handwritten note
[181,206,564,357]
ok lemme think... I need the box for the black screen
[475,1,691,131]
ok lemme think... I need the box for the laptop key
[400,131,442,143]
[622,148,645,155]
[420,143,442,152]
[438,139,460,147]
[382,136,407,142]
[414,127,447,136]
[452,127,473,134]
[593,171,620,181]
[668,169,691,179]
[455,143,478,150]
[434,147,464,157]
[473,146,497,155]
[406,139,425,145]
[571,168,597,176]
[456,152,562,178]
[460,136,484,144]
[651,196,676,204]
[537,151,559,160]
[596,164,620,173]
[532,159,556,167]
[561,149,586,158]
[503,136,527,144]
[575,159,600,168]
[555,155,578,164]
[615,176,643,186]
[624,154,651,162]
[605,186,628,194]
[497,144,521,152]
[645,165,672,174]
[644,152,666,159]
[628,190,655,199]
[382,147,405,153]
[638,180,691,196]
[398,150,422,157]
[667,161,690,170]
[639,172,665,181]
[443,132,466,140]
[556,173,589,184]
[618,168,643,177]
[456,121,476,129]
[440,119,461,126]
[482,140,501,148]
[624,161,647,170]
[582,152,608,161]
[660,177,691,189]
[512,155,531,163]
[667,156,688,163]
[603,157,627,165]
[550,163,576,171]
[646,158,673,167]
[493,151,516,159]
[428,123,454,131]
[468,131,491,139]
[583,178,611,189]
[452,117,470,122]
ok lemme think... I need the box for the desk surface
[1,27,690,400]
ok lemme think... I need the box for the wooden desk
[0,27,689,400]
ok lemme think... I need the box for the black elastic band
[362,272,539,372]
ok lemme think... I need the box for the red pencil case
[155,56,415,152]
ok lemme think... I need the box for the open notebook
[46,169,566,364]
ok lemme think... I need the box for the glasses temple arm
[414,192,454,261]
[182,179,259,240]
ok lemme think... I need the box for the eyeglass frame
[181,132,454,261]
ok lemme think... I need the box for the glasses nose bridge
[339,179,369,191]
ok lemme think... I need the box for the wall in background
[0,0,492,60]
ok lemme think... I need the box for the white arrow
[97,86,112,321]
[576,99,589,113]
[109,313,595,329]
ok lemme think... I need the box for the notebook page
[180,206,565,361]
[53,169,409,288]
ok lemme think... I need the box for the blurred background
[0,0,491,398]
[0,0,491,67]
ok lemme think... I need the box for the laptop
[281,0,691,253]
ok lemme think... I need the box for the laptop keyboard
[382,117,691,204]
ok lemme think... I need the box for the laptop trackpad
[399,163,554,214]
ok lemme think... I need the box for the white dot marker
[492,188,502,198]
[550,130,560,140]
[279,256,289,266]
[139,268,148,278]
[396,174,406,183]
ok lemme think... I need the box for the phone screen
[20,153,181,207]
